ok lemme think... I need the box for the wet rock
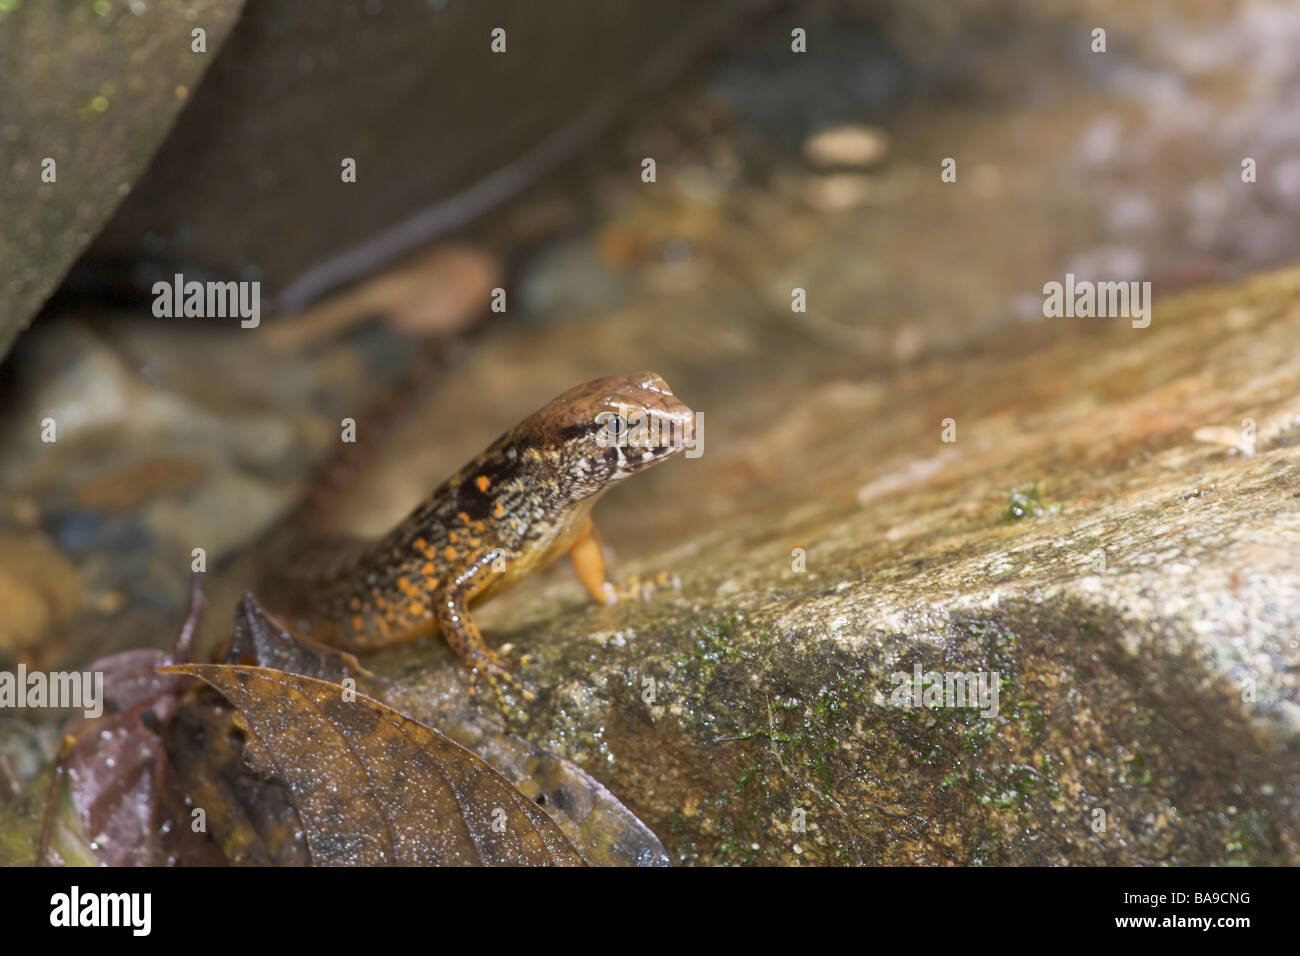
[5,0,1300,868]
[518,238,629,317]
[801,172,874,210]
[139,463,291,560]
[359,267,1300,865]
[0,530,82,655]
[0,0,245,364]
[85,0,782,313]
[0,319,297,502]
[1,1,781,364]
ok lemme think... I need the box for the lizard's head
[532,372,695,499]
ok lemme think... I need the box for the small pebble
[803,124,890,169]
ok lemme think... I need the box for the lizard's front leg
[568,518,616,605]
[568,518,680,605]
[436,553,534,716]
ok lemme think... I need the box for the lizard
[258,372,694,713]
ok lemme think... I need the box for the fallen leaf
[262,244,499,352]
[227,593,370,682]
[0,755,99,866]
[161,663,584,865]
[164,692,309,865]
[224,594,670,865]
[50,578,226,865]
[59,651,223,866]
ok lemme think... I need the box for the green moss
[1223,808,1273,863]
[717,835,760,866]
[675,632,875,864]
[690,615,742,662]
[733,765,760,794]
[1003,483,1052,522]
[971,829,1005,865]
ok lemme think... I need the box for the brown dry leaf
[225,594,670,865]
[160,663,584,866]
[163,598,340,865]
[52,580,225,865]
[58,649,227,866]
[164,692,309,865]
[0,579,225,865]
[227,593,370,683]
[262,243,500,352]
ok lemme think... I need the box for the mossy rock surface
[0,0,244,362]
[367,268,1300,865]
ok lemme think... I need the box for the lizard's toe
[466,647,533,716]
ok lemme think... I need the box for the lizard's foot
[605,569,682,604]
[463,645,534,719]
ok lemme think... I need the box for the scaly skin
[263,372,693,712]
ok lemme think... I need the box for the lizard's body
[261,372,693,706]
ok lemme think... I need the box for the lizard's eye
[593,413,626,446]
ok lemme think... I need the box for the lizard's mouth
[604,436,688,479]
[621,444,675,461]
